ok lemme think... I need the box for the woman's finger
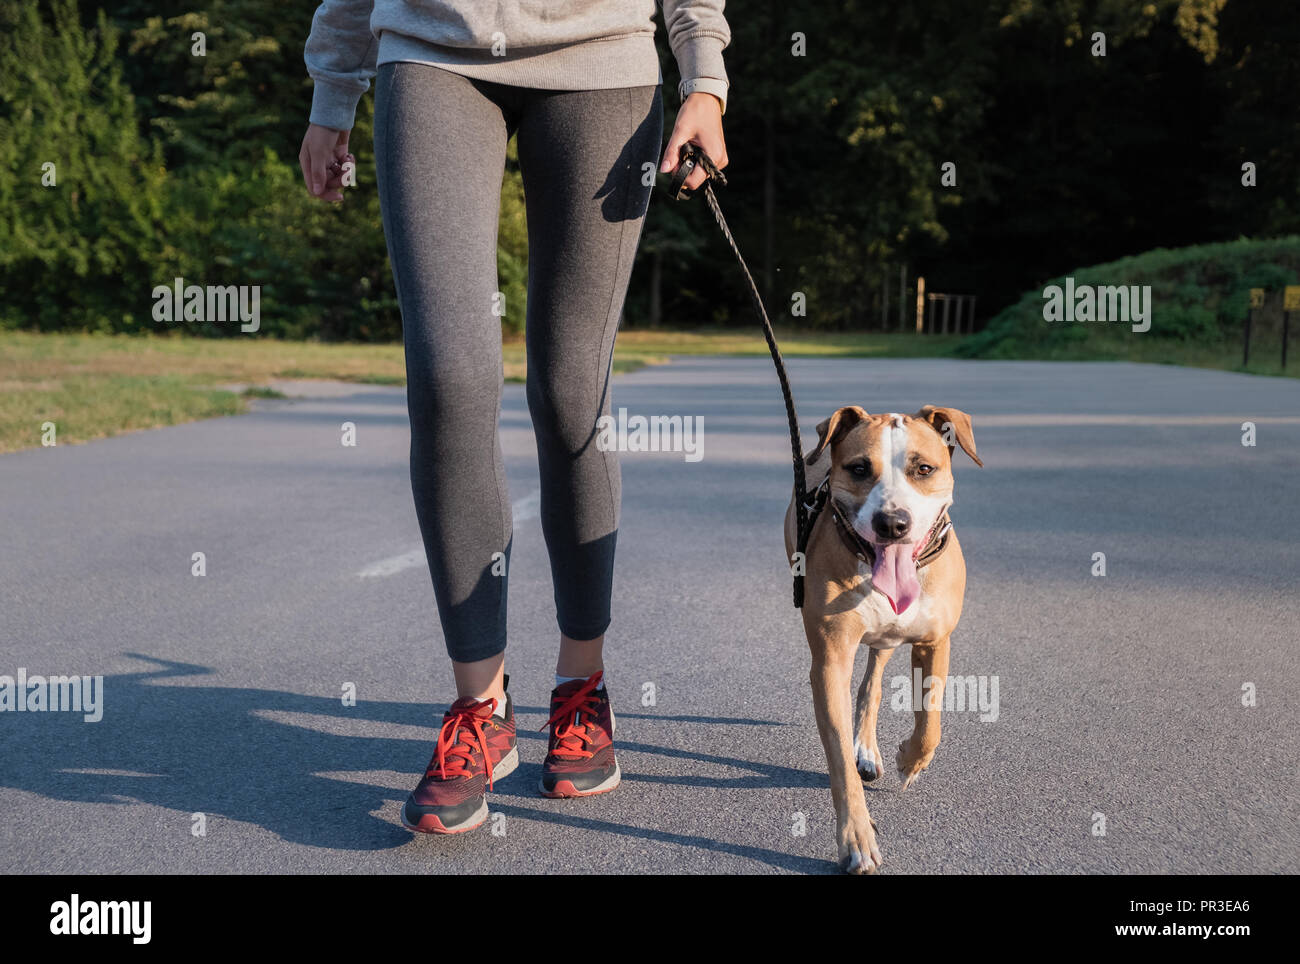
[298,137,318,195]
[660,132,703,190]
[703,136,728,171]
[683,154,707,191]
[659,131,687,175]
[311,144,334,198]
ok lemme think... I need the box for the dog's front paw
[854,740,883,782]
[896,737,937,790]
[837,815,882,875]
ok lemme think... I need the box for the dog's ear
[916,405,983,467]
[808,406,869,464]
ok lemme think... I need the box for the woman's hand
[660,92,727,192]
[299,123,353,202]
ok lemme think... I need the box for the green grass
[0,373,244,454]
[4,270,1289,455]
[0,328,951,453]
[612,329,963,359]
[956,236,1300,378]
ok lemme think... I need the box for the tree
[0,0,168,330]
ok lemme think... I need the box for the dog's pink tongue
[872,543,920,614]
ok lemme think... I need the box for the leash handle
[665,141,811,607]
[668,142,728,201]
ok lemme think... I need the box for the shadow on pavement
[1,653,827,872]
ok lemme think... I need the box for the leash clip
[668,142,727,201]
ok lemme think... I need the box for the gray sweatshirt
[305,1,731,131]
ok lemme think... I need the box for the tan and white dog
[784,405,982,874]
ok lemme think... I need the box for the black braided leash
[667,143,815,608]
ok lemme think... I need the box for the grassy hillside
[955,237,1300,377]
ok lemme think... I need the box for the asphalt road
[2,357,1297,874]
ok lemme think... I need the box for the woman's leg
[374,62,515,701]
[514,85,664,667]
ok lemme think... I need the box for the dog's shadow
[2,654,834,873]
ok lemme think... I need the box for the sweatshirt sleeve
[661,0,731,111]
[304,0,378,131]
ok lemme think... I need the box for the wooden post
[1246,288,1264,368]
[1284,287,1300,371]
[915,276,925,334]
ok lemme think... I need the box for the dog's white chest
[847,561,935,647]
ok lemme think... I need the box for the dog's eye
[916,463,935,477]
[848,461,871,478]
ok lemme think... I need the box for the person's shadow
[4,653,834,872]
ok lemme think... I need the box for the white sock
[492,696,507,718]
[555,672,605,691]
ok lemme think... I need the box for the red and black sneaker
[539,670,620,798]
[401,677,518,834]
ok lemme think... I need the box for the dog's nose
[871,508,912,540]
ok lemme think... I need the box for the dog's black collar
[804,476,953,571]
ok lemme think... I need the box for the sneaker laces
[541,671,604,760]
[430,697,499,790]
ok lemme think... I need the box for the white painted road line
[357,490,540,578]
[357,548,427,579]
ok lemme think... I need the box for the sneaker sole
[401,744,519,835]
[538,759,621,799]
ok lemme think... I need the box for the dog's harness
[667,145,953,606]
[801,475,954,571]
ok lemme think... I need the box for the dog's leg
[853,644,894,782]
[897,635,950,789]
[811,636,882,874]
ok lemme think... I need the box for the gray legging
[374,62,663,663]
